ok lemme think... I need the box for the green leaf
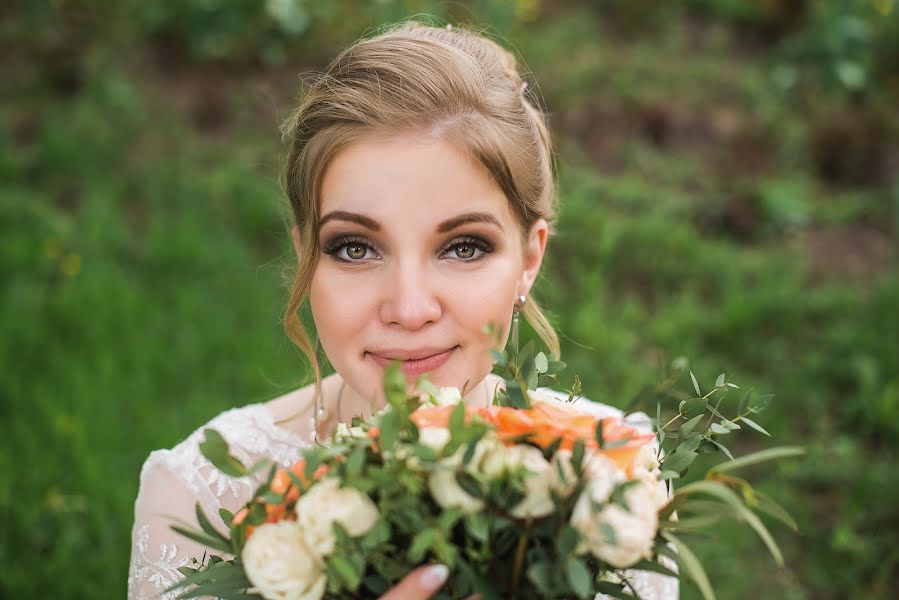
[710,446,805,474]
[707,438,734,460]
[740,417,771,437]
[526,560,555,596]
[629,558,679,578]
[346,444,366,477]
[593,582,630,599]
[464,512,489,542]
[710,423,730,435]
[681,398,707,419]
[408,528,437,563]
[379,411,398,453]
[195,503,230,546]
[689,371,701,396]
[330,553,362,590]
[556,525,579,557]
[679,414,704,438]
[449,400,466,438]
[534,352,548,374]
[737,389,752,415]
[458,559,502,600]
[661,531,715,600]
[753,490,799,531]
[546,360,567,375]
[383,362,406,406]
[565,558,592,599]
[199,430,247,478]
[715,373,726,388]
[663,449,697,474]
[218,508,234,528]
[675,480,785,565]
[749,393,774,414]
[455,471,485,499]
[169,525,232,554]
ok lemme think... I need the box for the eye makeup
[320,232,497,263]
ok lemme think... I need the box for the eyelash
[321,235,494,263]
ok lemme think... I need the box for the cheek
[309,268,368,352]
[450,263,520,346]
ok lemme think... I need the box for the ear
[291,224,303,260]
[520,218,549,297]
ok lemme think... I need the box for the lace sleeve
[128,405,309,599]
[128,452,222,599]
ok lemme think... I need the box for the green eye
[454,244,476,259]
[346,244,367,259]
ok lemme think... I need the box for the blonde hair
[280,20,559,411]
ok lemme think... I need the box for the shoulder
[137,402,309,505]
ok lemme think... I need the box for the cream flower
[418,427,451,455]
[427,433,499,513]
[428,467,486,514]
[434,387,463,406]
[333,422,367,441]
[571,476,659,568]
[548,449,578,497]
[482,444,555,518]
[295,477,379,557]
[242,521,326,600]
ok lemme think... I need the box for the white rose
[571,477,659,568]
[418,427,451,455]
[427,433,499,513]
[295,477,380,557]
[634,443,661,474]
[428,467,486,513]
[548,449,578,498]
[434,387,462,406]
[334,422,367,441]
[242,521,326,600]
[482,444,554,518]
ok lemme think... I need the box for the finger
[378,564,449,600]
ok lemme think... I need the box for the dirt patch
[798,226,896,284]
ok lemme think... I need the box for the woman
[128,21,676,599]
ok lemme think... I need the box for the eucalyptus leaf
[661,531,716,600]
[689,371,701,396]
[565,557,593,599]
[199,430,247,478]
[740,417,771,437]
[710,446,804,474]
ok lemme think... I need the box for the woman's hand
[377,564,480,600]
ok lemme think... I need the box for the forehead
[319,133,516,229]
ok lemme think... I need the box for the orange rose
[410,399,654,473]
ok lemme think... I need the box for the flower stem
[510,521,532,597]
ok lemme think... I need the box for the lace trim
[127,523,190,600]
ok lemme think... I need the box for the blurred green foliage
[2,0,897,598]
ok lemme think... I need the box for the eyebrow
[318,211,381,231]
[318,211,505,233]
[437,212,505,233]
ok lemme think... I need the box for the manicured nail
[420,564,449,590]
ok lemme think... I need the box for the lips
[367,346,459,378]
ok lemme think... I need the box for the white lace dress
[127,393,678,599]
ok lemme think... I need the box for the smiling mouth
[367,346,459,378]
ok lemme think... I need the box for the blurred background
[2,0,897,598]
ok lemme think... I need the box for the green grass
[2,3,898,598]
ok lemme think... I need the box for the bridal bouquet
[166,342,802,600]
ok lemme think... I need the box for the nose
[378,258,442,330]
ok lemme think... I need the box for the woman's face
[303,132,547,404]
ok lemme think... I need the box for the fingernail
[420,564,449,590]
